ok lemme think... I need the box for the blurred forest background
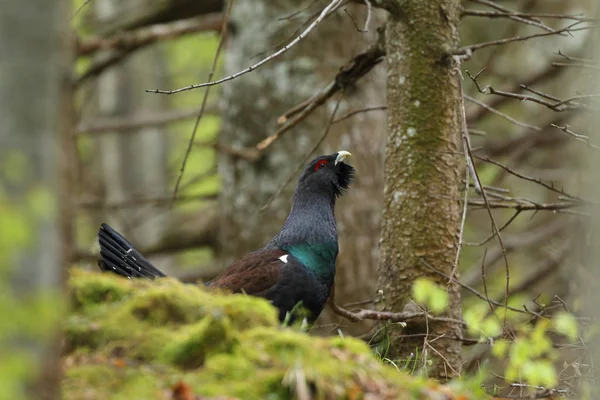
[2,0,600,398]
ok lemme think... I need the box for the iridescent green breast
[283,241,338,278]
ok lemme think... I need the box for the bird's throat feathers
[269,189,339,278]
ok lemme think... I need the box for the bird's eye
[314,160,329,171]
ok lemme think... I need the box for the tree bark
[377,0,463,379]
[218,1,387,334]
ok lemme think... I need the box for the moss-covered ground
[62,270,487,399]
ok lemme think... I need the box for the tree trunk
[377,0,463,379]
[92,0,172,272]
[0,0,69,397]
[218,1,387,335]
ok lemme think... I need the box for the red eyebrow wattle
[314,160,329,171]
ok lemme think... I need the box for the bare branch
[467,199,584,213]
[462,9,594,26]
[332,105,387,124]
[458,72,512,324]
[75,15,224,87]
[170,1,233,207]
[77,14,223,57]
[76,107,217,134]
[466,65,562,124]
[458,22,593,55]
[259,91,345,212]
[461,9,556,33]
[467,68,594,112]
[328,286,466,325]
[475,155,581,200]
[255,32,384,152]
[450,67,472,285]
[147,0,344,94]
[465,95,541,131]
[421,260,526,314]
[552,124,600,150]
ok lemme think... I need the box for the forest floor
[62,269,487,399]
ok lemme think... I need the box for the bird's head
[297,150,355,199]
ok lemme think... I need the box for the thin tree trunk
[0,0,69,397]
[377,0,463,379]
[218,1,386,335]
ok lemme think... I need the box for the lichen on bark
[376,0,464,380]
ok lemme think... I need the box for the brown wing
[207,249,286,296]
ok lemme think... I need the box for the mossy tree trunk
[219,1,387,334]
[377,0,463,379]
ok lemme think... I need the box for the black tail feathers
[97,223,167,280]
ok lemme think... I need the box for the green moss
[63,270,487,399]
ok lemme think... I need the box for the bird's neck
[269,190,338,280]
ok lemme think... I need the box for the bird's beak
[335,151,352,165]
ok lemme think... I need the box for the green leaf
[412,278,431,305]
[491,339,510,358]
[553,311,578,342]
[522,360,557,388]
[481,317,502,338]
[411,278,448,314]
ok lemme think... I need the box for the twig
[475,155,581,200]
[465,2,593,22]
[363,0,372,31]
[328,286,466,325]
[344,0,372,32]
[421,260,525,314]
[258,91,345,213]
[467,199,584,213]
[466,64,562,124]
[170,1,234,207]
[72,0,91,19]
[449,67,472,287]
[464,210,521,246]
[466,69,591,112]
[77,14,223,57]
[332,105,387,124]
[76,107,217,134]
[465,95,541,131]
[459,82,511,326]
[552,61,600,71]
[552,124,600,150]
[147,0,344,94]
[461,9,556,33]
[462,8,594,27]
[75,15,224,87]
[458,22,590,54]
[480,249,495,316]
[278,0,323,21]
[256,82,337,152]
[255,31,384,152]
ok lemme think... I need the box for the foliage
[63,270,488,399]
[412,278,449,314]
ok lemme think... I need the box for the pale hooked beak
[335,150,352,165]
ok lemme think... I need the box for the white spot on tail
[279,254,288,263]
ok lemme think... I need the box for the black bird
[97,150,354,323]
